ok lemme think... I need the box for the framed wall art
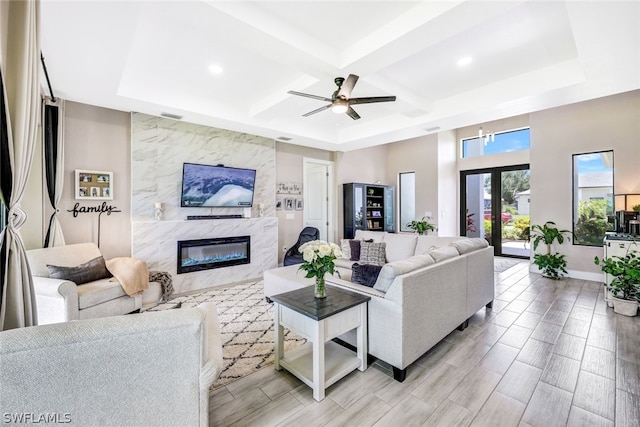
[75,169,113,200]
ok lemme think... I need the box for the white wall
[530,90,640,279]
[386,135,439,232]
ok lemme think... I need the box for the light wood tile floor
[209,262,640,426]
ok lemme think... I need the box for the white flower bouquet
[298,240,342,298]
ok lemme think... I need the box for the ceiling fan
[288,74,396,120]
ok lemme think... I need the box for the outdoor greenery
[574,199,612,246]
[531,221,572,279]
[485,170,530,205]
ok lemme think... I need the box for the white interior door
[303,159,333,242]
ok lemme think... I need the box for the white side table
[272,285,369,401]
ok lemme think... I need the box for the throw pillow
[349,240,362,261]
[359,241,386,266]
[47,256,111,285]
[340,239,352,260]
[351,263,383,287]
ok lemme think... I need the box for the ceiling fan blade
[349,96,397,105]
[288,90,332,102]
[302,104,332,117]
[337,74,359,98]
[346,106,361,120]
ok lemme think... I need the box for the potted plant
[594,249,640,316]
[530,221,572,279]
[407,216,436,235]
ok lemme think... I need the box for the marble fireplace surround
[130,113,278,294]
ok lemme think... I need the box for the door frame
[303,158,335,242]
[460,163,529,258]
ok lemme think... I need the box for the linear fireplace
[177,236,250,274]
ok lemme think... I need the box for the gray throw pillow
[47,256,111,285]
[359,241,386,266]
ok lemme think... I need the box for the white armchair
[26,243,163,325]
[0,302,223,427]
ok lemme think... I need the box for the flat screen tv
[180,163,256,208]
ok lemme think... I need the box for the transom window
[461,127,530,159]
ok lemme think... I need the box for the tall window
[399,172,415,232]
[462,127,530,159]
[572,151,614,246]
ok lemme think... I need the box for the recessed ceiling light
[208,64,223,75]
[457,57,472,67]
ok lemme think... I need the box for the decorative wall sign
[67,202,121,218]
[277,182,302,195]
[75,169,113,200]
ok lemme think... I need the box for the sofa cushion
[428,246,460,263]
[383,233,418,262]
[450,238,489,254]
[354,230,386,242]
[414,236,466,255]
[351,263,383,287]
[47,256,111,285]
[349,240,362,261]
[360,241,386,266]
[340,239,352,260]
[76,278,128,309]
[373,254,435,292]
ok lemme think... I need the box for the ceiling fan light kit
[288,74,396,120]
[331,99,348,114]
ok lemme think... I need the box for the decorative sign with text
[67,202,122,217]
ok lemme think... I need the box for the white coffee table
[272,285,369,401]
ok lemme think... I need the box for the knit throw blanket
[149,271,174,301]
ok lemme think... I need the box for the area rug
[146,281,305,389]
[494,257,523,273]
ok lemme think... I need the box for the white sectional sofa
[264,231,494,381]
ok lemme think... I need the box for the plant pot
[611,296,638,316]
[604,286,614,308]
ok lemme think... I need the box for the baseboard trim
[528,264,604,282]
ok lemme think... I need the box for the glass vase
[314,276,326,299]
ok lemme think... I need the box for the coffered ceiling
[40,1,640,151]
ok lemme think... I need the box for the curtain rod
[40,52,56,102]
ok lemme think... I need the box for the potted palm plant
[530,221,572,279]
[407,216,436,235]
[594,250,640,316]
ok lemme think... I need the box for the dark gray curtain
[43,100,65,247]
[0,67,11,309]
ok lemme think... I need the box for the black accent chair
[283,227,320,266]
